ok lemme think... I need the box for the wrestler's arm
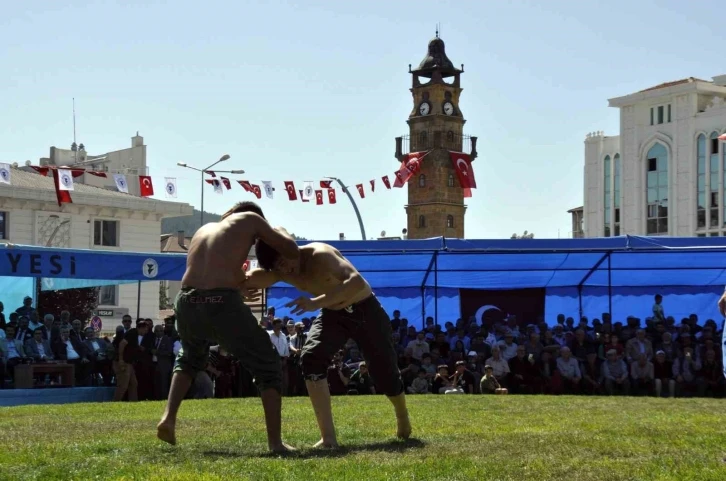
[249,215,299,260]
[309,250,369,310]
[244,268,280,289]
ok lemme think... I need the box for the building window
[418,215,426,228]
[417,131,427,149]
[710,132,720,227]
[418,174,426,187]
[603,155,611,237]
[645,143,668,235]
[650,104,671,125]
[93,220,119,247]
[0,211,6,240]
[447,174,455,187]
[657,106,664,124]
[97,285,117,306]
[650,108,654,126]
[667,104,672,123]
[697,134,707,229]
[613,154,621,236]
[446,215,454,228]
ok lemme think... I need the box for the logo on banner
[42,278,55,289]
[0,166,9,182]
[143,258,158,278]
[61,173,72,188]
[166,182,175,195]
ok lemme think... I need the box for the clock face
[443,101,455,116]
[419,102,431,116]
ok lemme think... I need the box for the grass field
[1,395,725,481]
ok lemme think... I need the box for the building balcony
[395,131,478,161]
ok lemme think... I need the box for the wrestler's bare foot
[269,442,297,454]
[313,438,340,449]
[396,413,412,440]
[156,421,176,446]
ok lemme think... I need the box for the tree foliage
[511,230,535,239]
[38,287,99,321]
[159,282,172,310]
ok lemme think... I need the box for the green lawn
[0,395,724,481]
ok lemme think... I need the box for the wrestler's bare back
[182,213,298,290]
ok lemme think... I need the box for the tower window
[446,215,454,228]
[418,215,426,228]
[418,174,426,187]
[447,174,455,187]
[417,131,428,149]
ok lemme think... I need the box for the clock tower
[395,33,477,239]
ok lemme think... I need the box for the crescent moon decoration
[143,178,151,187]
[456,158,469,176]
[474,305,502,324]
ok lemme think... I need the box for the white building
[578,75,726,238]
[0,135,192,331]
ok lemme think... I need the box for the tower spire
[435,23,439,38]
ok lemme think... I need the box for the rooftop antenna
[435,23,439,38]
[72,98,77,164]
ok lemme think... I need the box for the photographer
[327,350,350,396]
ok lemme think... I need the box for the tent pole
[136,281,141,319]
[434,251,439,326]
[262,288,268,321]
[420,251,438,328]
[607,252,613,320]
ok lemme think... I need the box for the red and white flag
[449,152,477,198]
[57,169,74,191]
[139,175,154,197]
[299,190,309,202]
[206,171,216,178]
[356,184,365,198]
[719,133,726,142]
[393,152,425,188]
[52,169,73,205]
[251,184,262,199]
[87,171,107,178]
[320,180,332,189]
[327,189,337,204]
[369,179,375,192]
[382,175,391,189]
[315,190,324,205]
[262,181,274,199]
[31,166,50,176]
[206,179,223,194]
[284,181,297,200]
[220,177,232,190]
[238,180,252,192]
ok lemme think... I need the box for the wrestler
[243,241,411,448]
[156,201,299,454]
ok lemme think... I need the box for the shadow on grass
[202,438,426,459]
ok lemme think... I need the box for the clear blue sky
[1,0,723,240]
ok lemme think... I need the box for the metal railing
[395,131,477,159]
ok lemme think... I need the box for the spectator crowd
[1,294,724,401]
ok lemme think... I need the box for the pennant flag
[251,184,262,199]
[57,169,74,191]
[302,181,314,201]
[299,190,309,202]
[369,179,375,192]
[262,181,274,199]
[393,152,425,188]
[206,171,216,178]
[139,175,154,197]
[382,175,391,189]
[31,166,49,176]
[51,169,73,205]
[320,180,332,189]
[220,177,232,190]
[449,151,477,198]
[284,181,297,200]
[87,171,107,178]
[113,174,129,193]
[0,163,11,185]
[71,170,85,178]
[238,180,252,192]
[327,189,337,204]
[356,184,365,198]
[164,177,177,198]
[206,179,223,194]
[315,190,324,205]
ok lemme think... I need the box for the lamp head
[230,170,245,174]
[219,154,231,162]
[177,162,187,167]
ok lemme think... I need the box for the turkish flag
[327,189,336,204]
[250,184,262,199]
[71,169,85,178]
[206,171,216,178]
[449,152,477,197]
[238,180,252,192]
[139,176,154,197]
[315,189,324,205]
[369,179,375,192]
[393,152,424,188]
[284,181,297,200]
[31,166,49,176]
[356,184,365,198]
[220,177,232,190]
[87,171,107,178]
[51,169,73,206]
[299,190,309,202]
[242,261,249,271]
[320,180,332,189]
[382,175,391,189]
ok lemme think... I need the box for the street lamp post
[177,155,244,227]
[325,177,366,240]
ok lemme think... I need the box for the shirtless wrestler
[156,201,299,454]
[242,241,411,448]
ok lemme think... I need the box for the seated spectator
[625,329,654,363]
[14,316,32,343]
[348,362,375,395]
[419,353,436,381]
[497,331,518,361]
[630,353,654,396]
[407,369,430,394]
[451,360,476,394]
[699,349,723,398]
[70,319,86,343]
[480,365,507,394]
[1,324,29,385]
[406,331,430,361]
[653,350,675,398]
[655,332,677,362]
[83,327,112,386]
[52,327,92,386]
[580,351,602,395]
[603,333,625,359]
[207,346,237,398]
[509,346,541,394]
[484,346,510,387]
[524,332,544,360]
[469,334,492,360]
[430,332,450,359]
[569,329,590,363]
[432,365,453,394]
[672,346,702,397]
[602,349,630,395]
[556,346,581,393]
[327,350,350,396]
[24,328,53,362]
